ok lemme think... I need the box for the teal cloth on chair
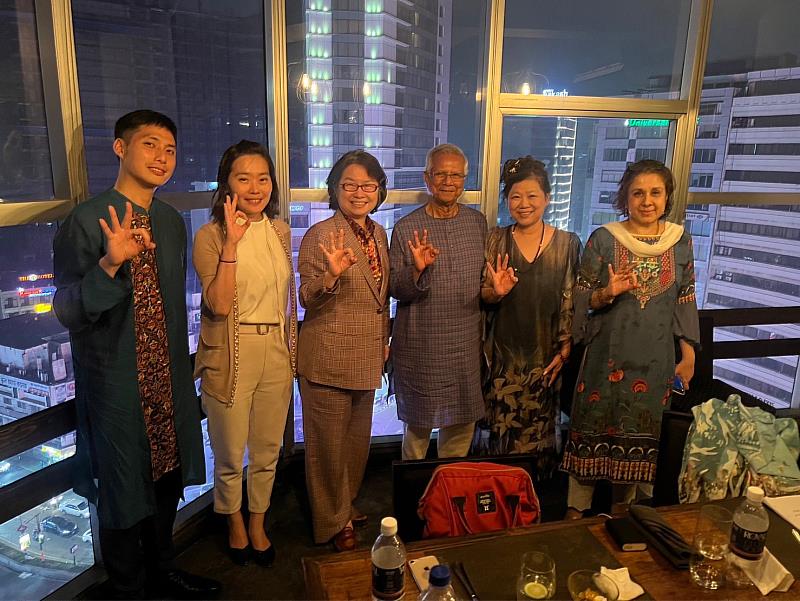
[678,394,800,503]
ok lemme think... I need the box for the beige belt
[239,323,280,334]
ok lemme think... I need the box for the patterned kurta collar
[343,214,383,287]
[129,211,180,480]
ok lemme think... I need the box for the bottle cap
[380,516,398,536]
[746,486,765,503]
[429,565,450,587]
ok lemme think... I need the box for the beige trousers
[202,326,292,515]
[300,378,374,543]
[567,475,654,512]
[401,422,476,460]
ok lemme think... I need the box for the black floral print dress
[475,226,580,477]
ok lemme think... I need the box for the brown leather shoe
[332,526,356,552]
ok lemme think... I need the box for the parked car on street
[41,516,79,537]
[59,500,90,519]
[81,529,92,544]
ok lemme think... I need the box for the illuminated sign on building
[624,119,670,128]
[18,286,56,298]
[18,273,54,282]
[542,88,569,97]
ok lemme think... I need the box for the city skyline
[2,2,800,595]
[2,47,800,425]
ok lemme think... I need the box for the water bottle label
[372,564,405,600]
[730,522,767,559]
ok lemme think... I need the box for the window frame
[4,11,800,589]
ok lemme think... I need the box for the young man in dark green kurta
[53,110,220,599]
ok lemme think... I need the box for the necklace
[512,221,546,262]
[624,219,663,237]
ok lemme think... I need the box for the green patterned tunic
[562,226,699,485]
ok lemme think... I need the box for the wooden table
[302,502,800,600]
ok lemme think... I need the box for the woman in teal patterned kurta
[561,160,700,517]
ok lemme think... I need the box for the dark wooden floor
[83,447,577,600]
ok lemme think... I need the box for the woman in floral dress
[475,156,581,476]
[562,159,700,517]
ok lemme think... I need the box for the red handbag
[417,462,541,538]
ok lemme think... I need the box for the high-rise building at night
[71,0,268,194]
[299,0,451,190]
[697,67,800,408]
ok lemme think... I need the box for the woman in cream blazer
[297,150,390,551]
[194,140,296,567]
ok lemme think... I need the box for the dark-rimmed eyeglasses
[341,182,379,193]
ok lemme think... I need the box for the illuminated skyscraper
[302,0,452,189]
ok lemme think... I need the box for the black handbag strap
[506,495,520,527]
[452,497,473,535]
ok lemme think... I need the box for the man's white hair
[425,143,469,175]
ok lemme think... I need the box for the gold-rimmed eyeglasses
[430,172,466,182]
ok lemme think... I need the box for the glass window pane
[71,1,268,194]
[701,1,800,193]
[692,204,800,311]
[0,224,73,426]
[0,489,94,597]
[691,201,800,408]
[1,434,76,489]
[501,0,691,99]
[181,208,211,356]
[714,356,799,410]
[498,115,676,242]
[0,0,54,201]
[179,209,220,509]
[286,0,488,189]
[178,418,214,509]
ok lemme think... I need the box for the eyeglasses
[430,172,466,182]
[341,182,379,193]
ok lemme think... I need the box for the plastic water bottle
[372,517,406,601]
[418,565,459,601]
[730,486,769,560]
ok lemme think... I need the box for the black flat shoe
[151,569,222,600]
[253,544,276,567]
[228,545,251,566]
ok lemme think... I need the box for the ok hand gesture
[407,229,439,273]
[320,229,357,278]
[486,253,518,298]
[223,194,250,246]
[98,202,155,269]
[604,263,639,298]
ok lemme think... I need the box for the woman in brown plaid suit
[297,150,390,551]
